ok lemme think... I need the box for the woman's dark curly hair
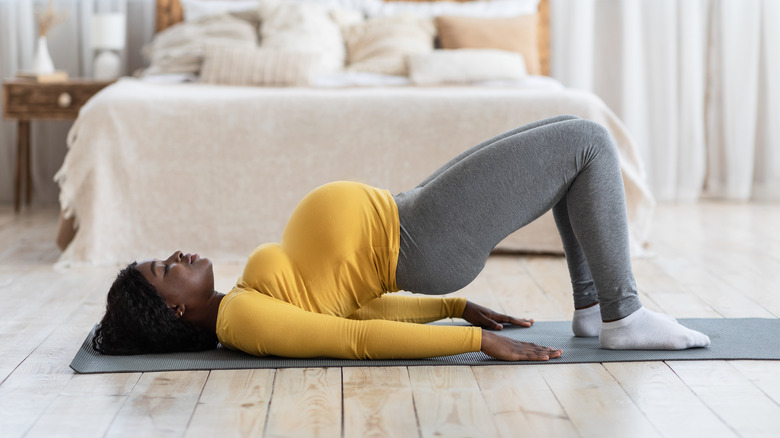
[92,262,218,355]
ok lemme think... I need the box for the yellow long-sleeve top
[216,181,482,359]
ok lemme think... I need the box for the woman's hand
[461,300,533,330]
[481,331,563,361]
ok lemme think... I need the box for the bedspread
[55,78,654,265]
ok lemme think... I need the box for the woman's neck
[192,291,225,335]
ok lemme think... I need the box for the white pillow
[363,0,540,18]
[142,14,258,76]
[343,14,435,76]
[181,0,259,21]
[258,0,347,73]
[200,45,321,86]
[407,49,527,85]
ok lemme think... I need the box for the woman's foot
[600,307,710,350]
[572,303,601,337]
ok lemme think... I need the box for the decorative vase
[32,35,55,74]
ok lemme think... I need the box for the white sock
[600,307,711,350]
[648,308,678,323]
[572,303,601,337]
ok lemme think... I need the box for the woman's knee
[562,119,619,162]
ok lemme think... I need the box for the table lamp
[92,13,125,79]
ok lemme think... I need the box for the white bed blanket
[56,78,654,265]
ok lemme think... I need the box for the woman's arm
[347,296,536,329]
[346,295,468,323]
[221,293,481,359]
[220,293,560,361]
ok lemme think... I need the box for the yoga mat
[70,318,780,374]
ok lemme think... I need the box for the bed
[55,0,655,265]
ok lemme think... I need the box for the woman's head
[93,251,219,355]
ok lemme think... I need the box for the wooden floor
[1,201,779,437]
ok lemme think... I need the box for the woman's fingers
[463,301,535,329]
[491,312,534,328]
[513,341,562,361]
[481,331,562,361]
[507,316,534,327]
[477,316,503,330]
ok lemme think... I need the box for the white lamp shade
[91,13,126,50]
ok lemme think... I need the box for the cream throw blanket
[56,79,654,265]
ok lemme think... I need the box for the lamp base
[93,50,120,80]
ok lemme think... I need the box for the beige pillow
[343,15,436,76]
[435,14,541,75]
[200,45,321,86]
[142,14,258,76]
[407,49,527,85]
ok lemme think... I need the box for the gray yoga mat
[70,318,780,374]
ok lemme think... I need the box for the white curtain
[0,0,155,205]
[551,0,780,201]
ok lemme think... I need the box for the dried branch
[35,0,68,37]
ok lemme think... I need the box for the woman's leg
[395,118,710,350]
[552,192,602,337]
[415,115,580,189]
[405,115,601,321]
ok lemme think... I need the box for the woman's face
[136,251,214,318]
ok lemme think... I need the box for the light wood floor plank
[343,367,420,438]
[603,362,735,437]
[0,373,74,437]
[632,258,723,318]
[522,256,577,315]
[0,267,121,436]
[6,266,115,378]
[186,369,276,438]
[668,361,780,436]
[408,366,498,437]
[472,365,577,437]
[644,244,775,318]
[263,368,342,438]
[728,360,780,407]
[450,274,506,315]
[539,363,661,438]
[25,393,130,438]
[487,271,567,321]
[106,371,209,438]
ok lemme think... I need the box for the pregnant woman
[93,115,710,361]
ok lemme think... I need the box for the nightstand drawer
[3,80,113,120]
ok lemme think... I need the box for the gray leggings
[393,115,641,321]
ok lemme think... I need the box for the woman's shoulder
[220,285,280,312]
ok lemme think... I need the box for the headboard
[155,0,551,76]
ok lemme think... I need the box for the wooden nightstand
[2,78,114,212]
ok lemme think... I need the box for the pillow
[258,0,348,73]
[407,49,527,85]
[363,0,540,18]
[142,14,258,76]
[181,0,259,21]
[200,45,320,86]
[435,15,541,75]
[343,15,435,76]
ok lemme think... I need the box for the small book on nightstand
[16,70,69,83]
